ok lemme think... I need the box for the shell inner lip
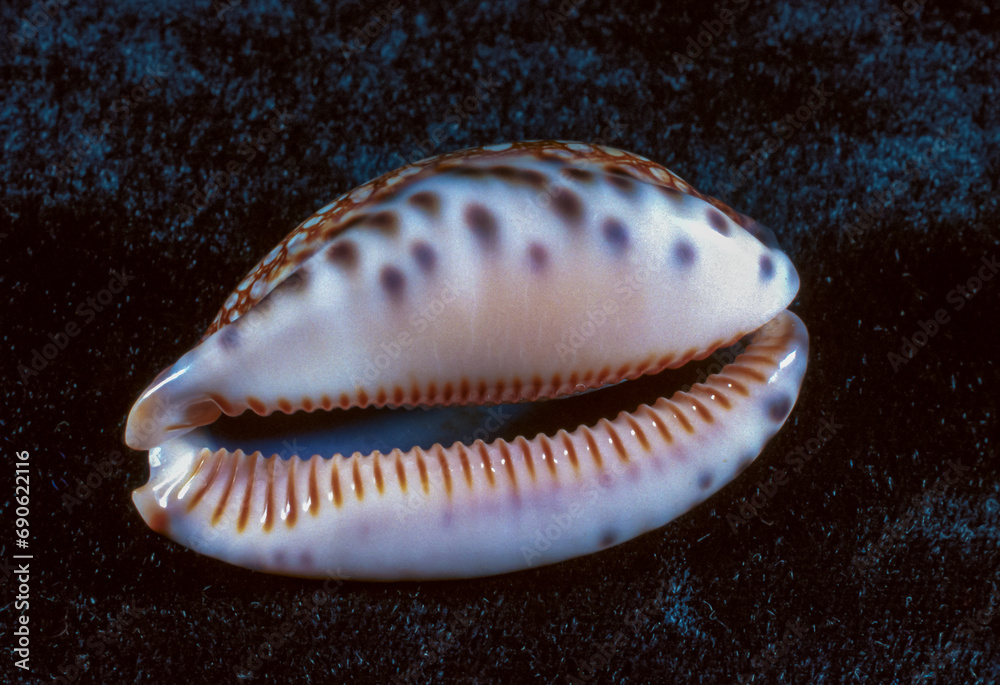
[198,335,756,461]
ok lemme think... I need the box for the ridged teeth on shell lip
[135,311,807,552]
[202,329,754,424]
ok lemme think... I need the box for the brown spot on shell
[673,240,696,269]
[367,210,399,235]
[411,241,436,272]
[767,395,793,422]
[449,165,487,178]
[602,218,628,253]
[528,242,548,272]
[489,165,547,187]
[760,254,775,281]
[220,325,239,350]
[408,191,440,215]
[465,204,499,248]
[380,265,406,300]
[561,167,594,183]
[708,209,731,236]
[326,241,359,269]
[551,187,583,226]
[604,166,637,194]
[337,213,370,233]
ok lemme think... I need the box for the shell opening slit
[124,141,808,580]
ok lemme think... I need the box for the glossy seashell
[124,140,808,580]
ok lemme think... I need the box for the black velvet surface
[3,0,999,682]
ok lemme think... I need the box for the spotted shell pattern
[204,140,776,340]
[125,140,809,580]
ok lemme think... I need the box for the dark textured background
[2,0,999,682]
